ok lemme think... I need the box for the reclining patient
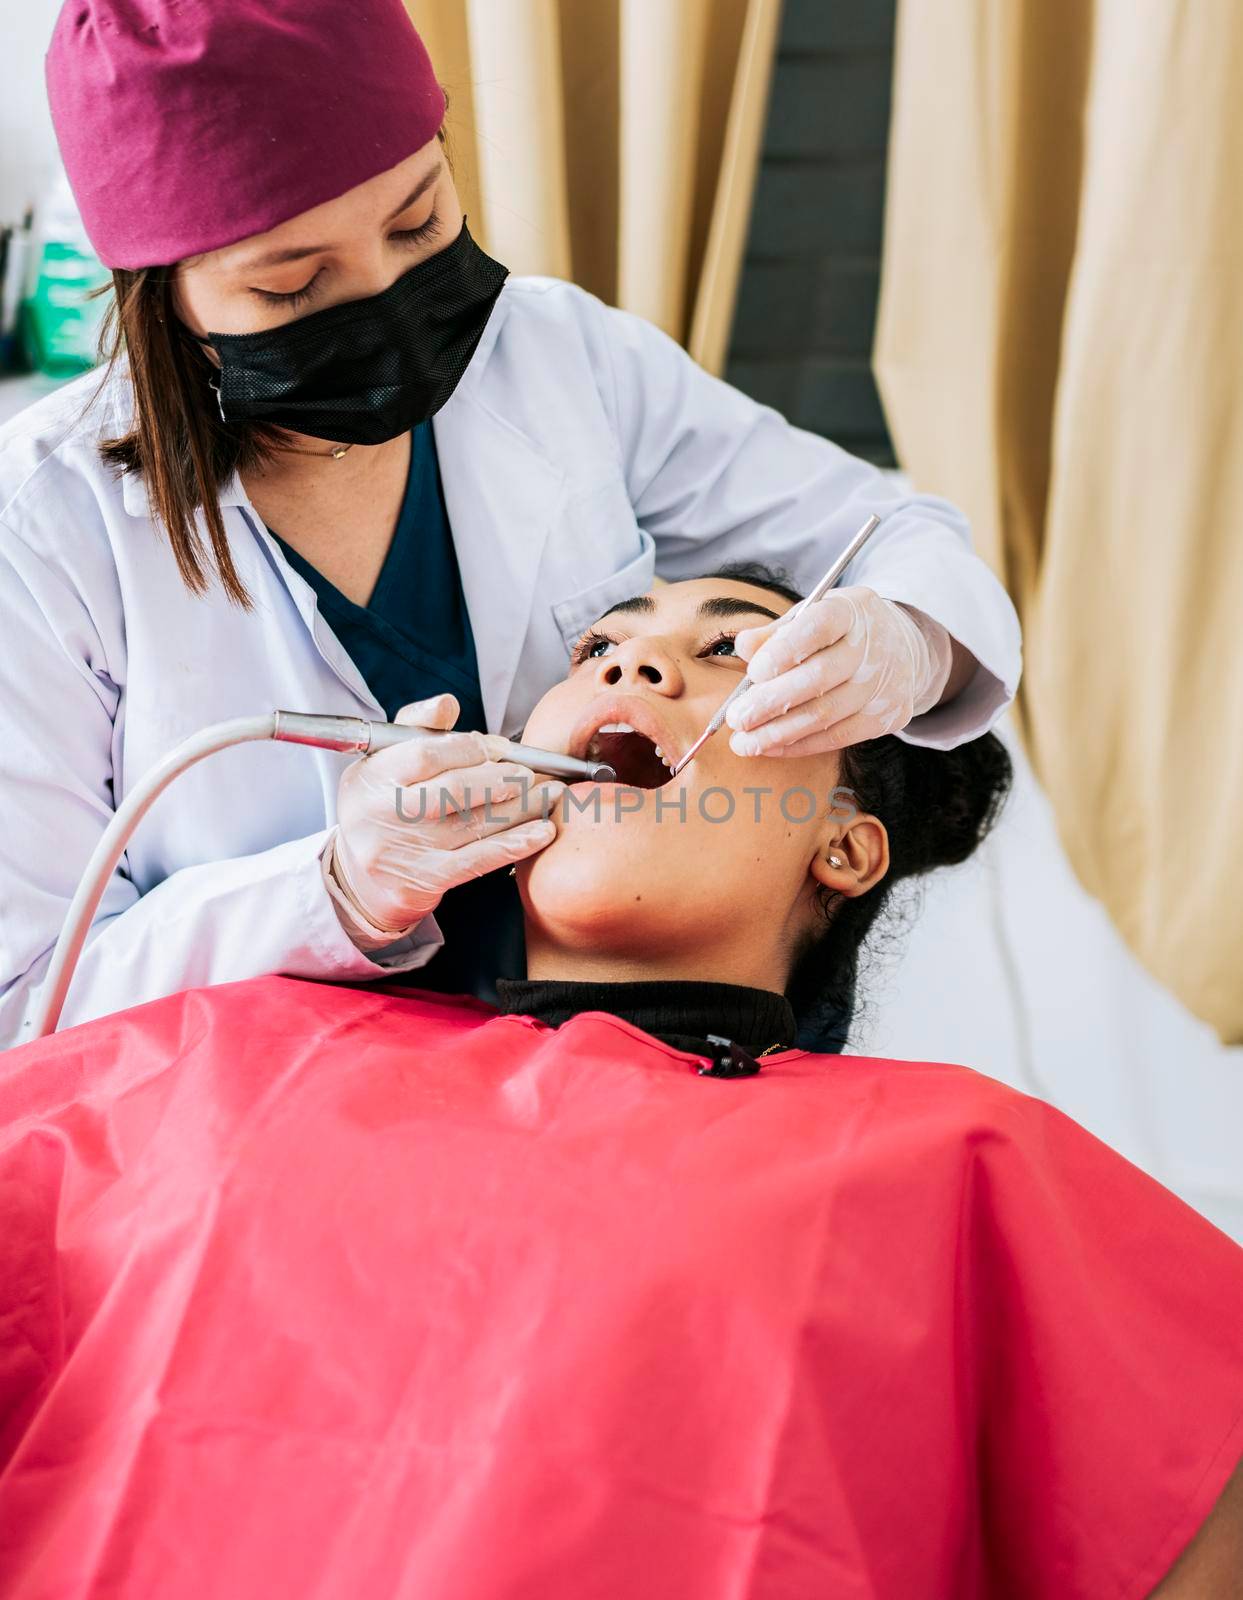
[1,568,1241,1600]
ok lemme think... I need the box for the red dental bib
[1,974,1241,1598]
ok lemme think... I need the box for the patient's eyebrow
[594,592,784,627]
[596,595,656,621]
[697,596,783,623]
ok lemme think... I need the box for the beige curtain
[875,0,1243,1043]
[407,0,783,372]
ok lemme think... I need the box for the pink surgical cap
[46,0,447,269]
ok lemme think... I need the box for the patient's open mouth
[585,725,676,789]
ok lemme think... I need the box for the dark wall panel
[725,0,897,465]
[745,162,885,258]
[763,56,893,160]
[780,0,897,52]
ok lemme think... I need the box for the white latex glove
[725,587,955,757]
[327,692,564,935]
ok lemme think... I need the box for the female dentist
[0,0,1020,1049]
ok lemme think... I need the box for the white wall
[1,1,61,225]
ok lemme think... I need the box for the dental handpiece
[667,513,883,777]
[30,711,612,1041]
[272,712,617,783]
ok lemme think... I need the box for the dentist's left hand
[724,586,955,757]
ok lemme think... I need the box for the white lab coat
[0,276,1021,1048]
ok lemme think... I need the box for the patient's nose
[596,636,684,696]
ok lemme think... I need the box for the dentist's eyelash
[252,271,325,308]
[250,210,444,306]
[391,209,443,247]
[568,628,740,666]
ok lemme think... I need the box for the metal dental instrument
[269,713,616,784]
[29,714,613,1040]
[668,512,884,778]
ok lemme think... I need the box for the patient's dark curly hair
[706,561,1014,1049]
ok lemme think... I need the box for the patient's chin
[515,790,809,968]
[519,862,669,955]
[517,822,694,951]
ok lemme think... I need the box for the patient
[0,571,1240,1600]
[507,560,1012,1058]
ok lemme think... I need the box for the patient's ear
[808,813,889,900]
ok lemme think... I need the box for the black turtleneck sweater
[493,977,798,1059]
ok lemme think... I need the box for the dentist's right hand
[326,692,564,936]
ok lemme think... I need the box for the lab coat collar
[119,457,250,517]
[433,399,564,735]
[428,272,567,734]
[118,438,378,710]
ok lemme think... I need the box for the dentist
[0,0,1020,1048]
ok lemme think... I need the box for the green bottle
[21,168,110,379]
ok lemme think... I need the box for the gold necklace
[757,1042,787,1057]
[272,440,355,460]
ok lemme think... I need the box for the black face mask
[201,219,509,444]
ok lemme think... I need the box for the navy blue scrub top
[268,423,525,1005]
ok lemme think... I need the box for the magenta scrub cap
[46,0,447,269]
